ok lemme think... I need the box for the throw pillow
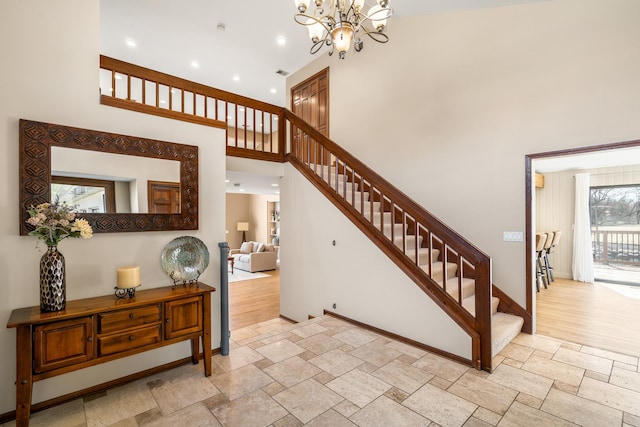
[255,242,265,253]
[240,241,253,254]
[264,244,275,252]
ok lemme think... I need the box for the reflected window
[51,176,116,213]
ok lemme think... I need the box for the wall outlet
[503,231,523,242]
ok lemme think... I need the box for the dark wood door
[148,181,180,213]
[291,67,329,164]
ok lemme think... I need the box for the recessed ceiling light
[276,35,286,46]
[239,189,246,192]
[225,179,230,183]
[271,184,279,187]
[275,191,280,194]
[190,61,199,68]
[125,38,137,48]
[232,75,240,82]
[270,88,277,94]
[217,23,226,31]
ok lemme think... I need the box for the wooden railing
[592,229,640,265]
[99,56,496,370]
[285,110,493,370]
[99,56,286,162]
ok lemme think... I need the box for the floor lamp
[237,222,249,243]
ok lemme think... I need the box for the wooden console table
[7,283,215,426]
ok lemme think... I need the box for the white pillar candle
[117,266,140,289]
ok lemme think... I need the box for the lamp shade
[306,18,324,41]
[367,4,389,31]
[331,23,354,56]
[237,222,249,232]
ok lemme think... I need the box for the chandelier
[294,0,393,59]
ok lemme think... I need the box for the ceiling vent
[276,69,290,77]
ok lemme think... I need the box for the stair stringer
[280,163,477,362]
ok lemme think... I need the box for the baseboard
[279,314,298,324]
[0,348,220,424]
[322,309,473,367]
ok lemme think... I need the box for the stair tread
[492,312,525,357]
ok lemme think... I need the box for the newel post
[474,258,493,371]
[218,242,230,356]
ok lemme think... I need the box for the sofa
[229,241,278,272]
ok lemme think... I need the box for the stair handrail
[284,110,493,370]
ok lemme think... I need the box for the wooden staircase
[97,55,532,371]
[312,164,524,360]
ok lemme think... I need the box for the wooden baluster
[142,78,146,105]
[155,82,159,107]
[111,70,116,98]
[127,75,131,100]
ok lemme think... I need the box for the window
[590,185,640,265]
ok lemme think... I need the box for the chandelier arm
[358,28,390,44]
[355,6,393,26]
[294,13,333,34]
[310,36,331,55]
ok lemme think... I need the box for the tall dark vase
[40,245,66,312]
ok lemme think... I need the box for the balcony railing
[99,56,286,162]
[592,229,640,265]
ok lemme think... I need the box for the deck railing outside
[592,229,640,265]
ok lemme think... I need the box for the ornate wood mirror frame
[19,119,198,234]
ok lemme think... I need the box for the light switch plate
[503,231,523,242]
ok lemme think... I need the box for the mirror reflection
[51,147,181,214]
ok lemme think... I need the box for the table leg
[202,294,212,376]
[16,325,33,427]
[190,338,199,365]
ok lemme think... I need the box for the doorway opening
[526,140,640,356]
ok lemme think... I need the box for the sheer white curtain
[572,173,594,282]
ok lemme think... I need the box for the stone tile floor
[5,316,640,426]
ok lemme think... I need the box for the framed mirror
[19,119,198,234]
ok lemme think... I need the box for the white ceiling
[225,171,282,195]
[534,146,640,173]
[100,0,546,107]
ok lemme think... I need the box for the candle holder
[114,284,141,299]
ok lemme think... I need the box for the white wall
[0,1,226,413]
[284,0,640,349]
[280,164,471,357]
[536,164,640,279]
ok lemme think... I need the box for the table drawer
[98,304,161,333]
[98,324,161,356]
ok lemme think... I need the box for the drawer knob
[166,318,171,323]
[129,335,135,341]
[129,313,135,319]
[87,336,93,342]
[21,380,28,385]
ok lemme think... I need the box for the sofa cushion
[240,241,253,254]
[237,254,251,263]
[264,244,275,252]
[254,242,265,253]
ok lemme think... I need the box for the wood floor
[536,277,640,357]
[229,269,280,331]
